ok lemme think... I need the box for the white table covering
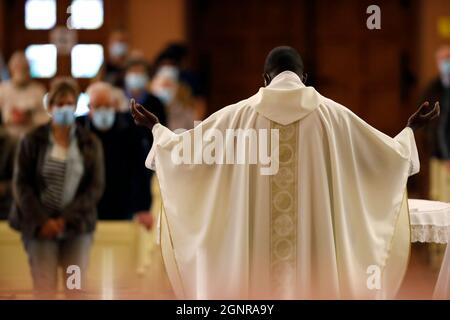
[408,199,450,299]
[408,199,450,244]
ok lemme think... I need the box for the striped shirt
[41,156,67,216]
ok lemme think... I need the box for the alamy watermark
[169,123,280,176]
[366,5,381,30]
[66,265,81,290]
[366,265,381,290]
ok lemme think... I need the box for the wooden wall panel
[419,0,450,90]
[313,0,419,135]
[126,0,186,61]
[1,0,128,89]
[187,0,311,113]
[0,0,4,53]
[186,0,427,197]
[187,0,419,134]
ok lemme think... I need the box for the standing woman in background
[9,78,104,297]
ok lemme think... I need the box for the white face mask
[439,59,450,87]
[156,65,179,80]
[125,73,149,91]
[52,105,76,127]
[153,87,176,106]
[439,59,450,76]
[151,65,180,105]
[92,107,116,131]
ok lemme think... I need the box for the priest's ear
[263,73,272,87]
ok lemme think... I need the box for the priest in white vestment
[131,46,440,300]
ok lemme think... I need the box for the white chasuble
[146,71,419,299]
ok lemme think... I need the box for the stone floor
[0,243,445,300]
[397,243,445,299]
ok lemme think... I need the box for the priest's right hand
[130,99,160,130]
[407,101,440,131]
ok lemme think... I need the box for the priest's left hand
[407,101,440,131]
[130,99,160,130]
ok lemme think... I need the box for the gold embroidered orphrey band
[270,121,299,298]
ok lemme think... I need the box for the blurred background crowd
[0,36,208,297]
[0,0,450,299]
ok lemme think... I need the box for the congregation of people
[0,29,206,295]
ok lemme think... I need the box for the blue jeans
[23,233,93,297]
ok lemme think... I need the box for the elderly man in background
[80,82,154,227]
[0,51,48,139]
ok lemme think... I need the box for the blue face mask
[125,73,148,91]
[439,59,450,76]
[52,105,76,127]
[92,108,116,131]
[110,42,128,58]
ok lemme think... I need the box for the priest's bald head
[263,46,305,86]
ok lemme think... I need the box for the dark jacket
[9,123,105,240]
[422,78,450,159]
[0,129,16,219]
[77,112,154,220]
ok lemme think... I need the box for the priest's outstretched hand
[407,101,440,131]
[130,98,160,130]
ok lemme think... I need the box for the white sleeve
[145,123,177,170]
[145,142,157,171]
[394,127,420,176]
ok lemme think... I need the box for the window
[25,0,57,30]
[75,93,90,117]
[23,0,106,79]
[71,44,104,78]
[68,0,104,30]
[25,44,57,78]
